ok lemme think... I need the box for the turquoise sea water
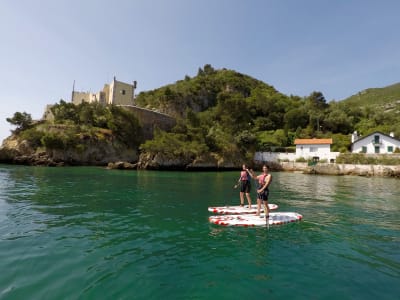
[0,165,399,299]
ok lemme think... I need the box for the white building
[254,138,340,163]
[294,138,339,161]
[351,131,400,154]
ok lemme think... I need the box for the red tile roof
[294,138,333,145]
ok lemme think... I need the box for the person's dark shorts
[240,180,251,193]
[257,188,269,201]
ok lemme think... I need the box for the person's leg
[245,193,252,208]
[256,198,261,215]
[264,200,270,218]
[239,192,244,206]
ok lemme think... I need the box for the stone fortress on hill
[67,77,175,139]
[71,77,137,106]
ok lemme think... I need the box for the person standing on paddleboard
[234,164,252,208]
[248,164,272,218]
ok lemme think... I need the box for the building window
[374,135,380,144]
[374,146,380,153]
[310,147,317,152]
[121,89,126,95]
[361,146,367,153]
[388,146,393,153]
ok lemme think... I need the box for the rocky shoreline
[276,161,400,178]
[1,135,399,177]
[0,134,241,170]
[2,151,400,178]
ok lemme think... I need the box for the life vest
[240,170,248,181]
[258,173,270,187]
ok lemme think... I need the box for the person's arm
[234,174,241,188]
[246,168,256,179]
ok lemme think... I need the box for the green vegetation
[336,153,400,165]
[6,64,400,166]
[6,112,33,132]
[342,82,400,107]
[140,128,209,161]
[338,82,400,136]
[49,101,143,148]
[137,65,400,162]
[7,101,143,151]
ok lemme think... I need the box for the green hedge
[336,153,400,165]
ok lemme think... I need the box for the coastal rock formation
[3,134,400,177]
[0,133,242,170]
[0,134,138,166]
[107,161,137,169]
[137,152,240,170]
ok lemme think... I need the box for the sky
[1,0,399,142]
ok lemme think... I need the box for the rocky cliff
[0,134,138,167]
[0,134,244,169]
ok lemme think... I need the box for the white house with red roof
[255,138,340,163]
[294,138,337,161]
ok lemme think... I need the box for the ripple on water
[1,167,400,299]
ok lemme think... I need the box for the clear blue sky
[1,0,399,142]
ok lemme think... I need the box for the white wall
[296,144,331,157]
[255,151,340,162]
[255,152,297,162]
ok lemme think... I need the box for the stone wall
[278,162,400,177]
[255,151,340,163]
[120,105,176,140]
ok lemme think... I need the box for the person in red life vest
[248,164,272,218]
[234,164,252,208]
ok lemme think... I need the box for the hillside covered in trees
[2,64,400,168]
[135,64,400,164]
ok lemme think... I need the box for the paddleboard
[208,204,278,214]
[209,212,302,227]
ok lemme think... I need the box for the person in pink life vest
[248,164,272,218]
[234,164,252,208]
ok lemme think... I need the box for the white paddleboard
[208,204,278,214]
[209,212,302,227]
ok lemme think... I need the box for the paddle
[264,202,269,229]
[226,181,239,207]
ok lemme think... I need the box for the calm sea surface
[0,165,399,299]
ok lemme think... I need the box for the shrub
[41,133,65,149]
[20,128,44,148]
[336,153,400,165]
[295,157,307,162]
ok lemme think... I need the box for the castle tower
[71,77,136,106]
